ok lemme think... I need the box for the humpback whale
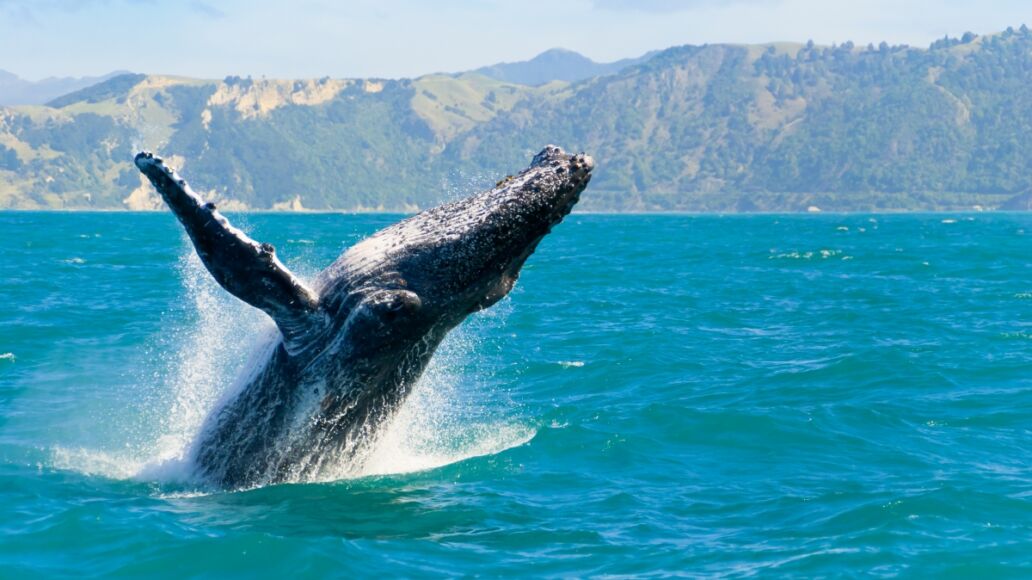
[134,145,593,488]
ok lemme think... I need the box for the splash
[52,248,273,483]
[51,447,144,480]
[53,242,532,487]
[326,307,533,480]
[769,249,847,260]
[137,249,272,481]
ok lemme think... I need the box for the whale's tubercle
[134,151,326,355]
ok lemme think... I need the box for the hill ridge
[3,29,1032,211]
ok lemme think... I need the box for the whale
[134,145,594,488]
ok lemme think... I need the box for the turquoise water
[0,212,1029,576]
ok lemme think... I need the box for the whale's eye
[345,289,423,342]
[386,290,421,312]
[360,289,422,324]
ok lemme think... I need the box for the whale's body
[135,146,593,488]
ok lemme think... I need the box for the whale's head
[411,145,595,319]
[321,145,593,353]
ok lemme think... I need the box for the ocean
[0,212,1029,576]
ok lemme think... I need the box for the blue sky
[0,0,1028,79]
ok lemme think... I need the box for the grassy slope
[451,32,1032,211]
[2,30,1032,211]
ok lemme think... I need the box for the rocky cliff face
[3,29,1032,211]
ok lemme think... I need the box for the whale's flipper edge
[134,151,326,354]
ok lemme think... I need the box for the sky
[0,0,1028,80]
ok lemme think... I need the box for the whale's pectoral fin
[134,151,326,354]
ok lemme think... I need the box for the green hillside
[3,28,1032,211]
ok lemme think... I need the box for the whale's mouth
[532,151,594,253]
[459,152,591,314]
[523,150,593,257]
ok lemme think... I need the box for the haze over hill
[2,30,1032,212]
[0,70,129,106]
[467,48,658,85]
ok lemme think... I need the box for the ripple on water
[2,213,1031,576]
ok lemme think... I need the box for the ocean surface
[0,212,1029,576]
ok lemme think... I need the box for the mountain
[3,28,1032,211]
[0,69,131,106]
[453,29,1032,210]
[468,48,657,85]
[0,72,558,210]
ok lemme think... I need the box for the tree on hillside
[0,145,20,171]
